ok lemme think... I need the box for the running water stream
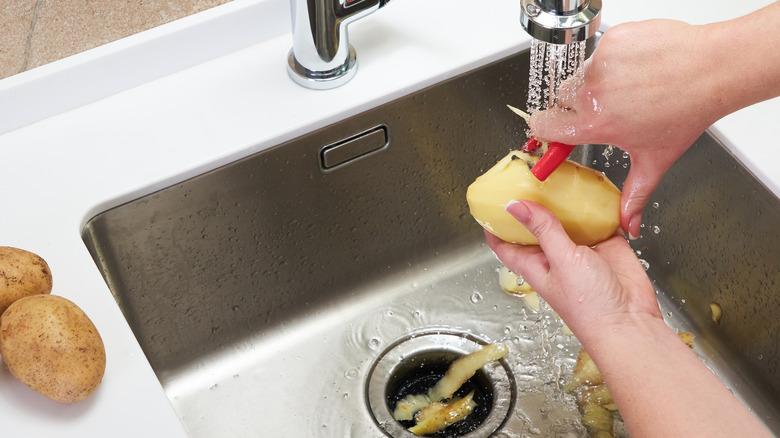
[527,39,587,115]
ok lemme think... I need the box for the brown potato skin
[0,295,106,403]
[0,246,53,316]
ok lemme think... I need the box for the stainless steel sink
[82,48,780,437]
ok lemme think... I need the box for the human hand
[485,200,663,346]
[529,20,727,239]
[485,200,774,437]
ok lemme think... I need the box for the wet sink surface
[82,49,780,437]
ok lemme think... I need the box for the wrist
[698,4,780,117]
[671,23,736,128]
[573,300,772,437]
[574,310,672,358]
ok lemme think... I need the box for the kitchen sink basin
[82,48,780,437]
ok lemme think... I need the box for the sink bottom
[162,241,601,437]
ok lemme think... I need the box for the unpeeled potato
[0,246,53,315]
[466,151,621,246]
[0,295,106,402]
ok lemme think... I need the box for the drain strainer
[365,329,516,437]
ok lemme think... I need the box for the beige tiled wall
[0,0,233,80]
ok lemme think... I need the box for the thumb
[505,200,578,263]
[529,108,590,145]
[620,155,672,239]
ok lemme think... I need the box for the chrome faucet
[287,0,391,90]
[519,0,601,44]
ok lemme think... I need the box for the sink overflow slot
[319,125,389,171]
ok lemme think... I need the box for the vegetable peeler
[521,137,576,182]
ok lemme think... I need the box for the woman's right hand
[529,20,728,239]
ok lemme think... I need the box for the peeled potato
[0,246,53,315]
[467,151,621,246]
[0,295,106,402]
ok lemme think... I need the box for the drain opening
[386,351,494,437]
[366,330,516,438]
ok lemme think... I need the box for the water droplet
[470,292,484,304]
[368,338,381,349]
[652,225,661,234]
[652,202,660,209]
[639,259,650,270]
[344,368,359,379]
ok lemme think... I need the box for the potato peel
[568,333,696,437]
[428,343,508,402]
[393,343,509,432]
[394,394,432,422]
[408,391,476,436]
[506,104,550,158]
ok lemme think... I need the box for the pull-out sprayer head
[520,0,601,44]
[518,0,601,180]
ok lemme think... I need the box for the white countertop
[0,0,777,436]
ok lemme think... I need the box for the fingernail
[505,200,532,223]
[627,213,641,240]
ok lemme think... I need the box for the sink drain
[366,330,516,437]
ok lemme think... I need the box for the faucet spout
[519,0,601,44]
[288,0,390,89]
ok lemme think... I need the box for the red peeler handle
[530,141,576,181]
